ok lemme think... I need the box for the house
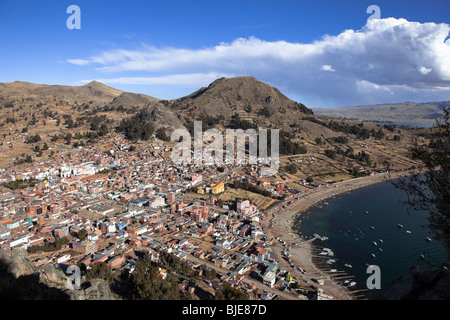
[87,233,99,241]
[100,222,116,234]
[149,196,165,209]
[212,183,224,195]
[55,254,71,264]
[53,225,69,238]
[158,268,167,280]
[72,241,97,254]
[262,270,276,288]
[89,204,114,216]
[107,255,125,269]
[216,239,232,250]
[127,225,147,236]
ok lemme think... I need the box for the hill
[169,76,313,126]
[0,76,428,180]
[313,101,449,124]
[0,81,126,105]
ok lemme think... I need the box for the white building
[262,271,276,288]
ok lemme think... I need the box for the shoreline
[261,170,412,300]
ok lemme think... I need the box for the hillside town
[0,136,333,300]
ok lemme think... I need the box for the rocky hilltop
[0,249,120,300]
[169,76,313,126]
[382,265,450,300]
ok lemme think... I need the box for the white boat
[420,254,425,259]
[329,269,338,273]
[371,253,376,258]
[397,224,404,228]
[425,237,432,242]
[347,281,357,287]
[378,248,383,252]
[379,239,383,243]
[370,226,375,230]
[406,230,412,234]
[372,241,377,246]
[344,264,353,268]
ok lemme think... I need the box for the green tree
[85,262,114,284]
[130,255,180,300]
[215,282,249,300]
[392,107,450,251]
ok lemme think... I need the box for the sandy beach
[261,171,411,300]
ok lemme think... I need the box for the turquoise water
[369,122,435,128]
[293,180,448,299]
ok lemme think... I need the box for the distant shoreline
[263,170,413,300]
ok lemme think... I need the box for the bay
[293,180,448,299]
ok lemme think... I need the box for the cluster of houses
[0,138,308,299]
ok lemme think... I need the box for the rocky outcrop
[0,248,34,278]
[39,263,70,288]
[383,266,450,300]
[0,250,121,300]
[70,279,121,300]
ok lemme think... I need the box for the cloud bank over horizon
[69,18,450,108]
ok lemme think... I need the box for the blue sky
[1,0,449,108]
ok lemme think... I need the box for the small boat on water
[379,239,383,243]
[371,253,376,258]
[425,237,432,242]
[370,226,375,230]
[365,211,369,214]
[378,248,383,252]
[397,224,404,228]
[372,241,377,246]
[420,254,425,259]
[406,230,412,234]
[344,264,353,268]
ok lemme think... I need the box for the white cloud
[320,65,336,72]
[68,18,450,108]
[81,72,236,87]
[419,67,432,75]
[67,59,91,66]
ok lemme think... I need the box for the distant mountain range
[3,76,445,145]
[0,76,431,172]
[0,80,159,108]
[313,101,449,124]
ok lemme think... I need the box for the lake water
[369,121,435,128]
[293,180,448,299]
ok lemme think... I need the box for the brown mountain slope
[169,76,313,126]
[108,92,160,109]
[0,81,125,105]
